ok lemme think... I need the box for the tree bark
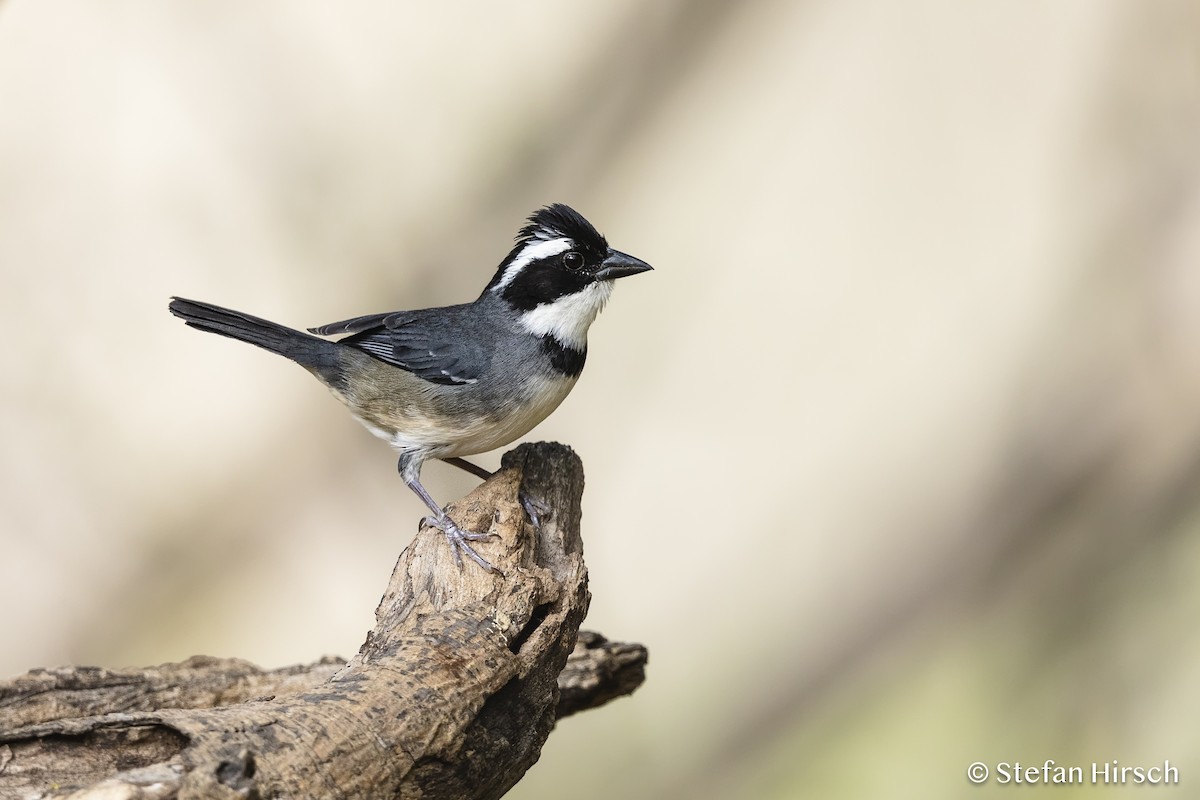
[0,442,647,800]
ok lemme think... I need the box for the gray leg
[441,456,551,528]
[399,451,500,574]
[442,456,493,481]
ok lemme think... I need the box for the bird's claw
[519,492,551,529]
[423,514,502,574]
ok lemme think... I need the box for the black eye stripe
[499,257,592,311]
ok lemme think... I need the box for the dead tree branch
[0,442,647,799]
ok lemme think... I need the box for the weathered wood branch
[0,442,648,799]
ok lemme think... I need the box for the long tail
[169,297,343,380]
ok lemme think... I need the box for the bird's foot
[519,491,551,529]
[421,514,502,574]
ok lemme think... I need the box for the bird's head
[486,204,652,350]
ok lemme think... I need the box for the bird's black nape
[516,203,608,252]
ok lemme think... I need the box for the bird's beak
[595,249,653,281]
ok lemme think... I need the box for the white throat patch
[518,280,613,350]
[494,237,573,291]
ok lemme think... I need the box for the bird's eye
[562,251,584,271]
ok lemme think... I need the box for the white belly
[356,372,578,459]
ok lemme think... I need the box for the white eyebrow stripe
[493,237,573,291]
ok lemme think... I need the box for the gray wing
[308,312,391,336]
[334,309,487,386]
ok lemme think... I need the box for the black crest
[516,204,608,252]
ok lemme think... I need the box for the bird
[169,203,652,573]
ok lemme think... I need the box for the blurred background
[2,1,1199,797]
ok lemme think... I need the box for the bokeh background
[3,1,1200,797]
